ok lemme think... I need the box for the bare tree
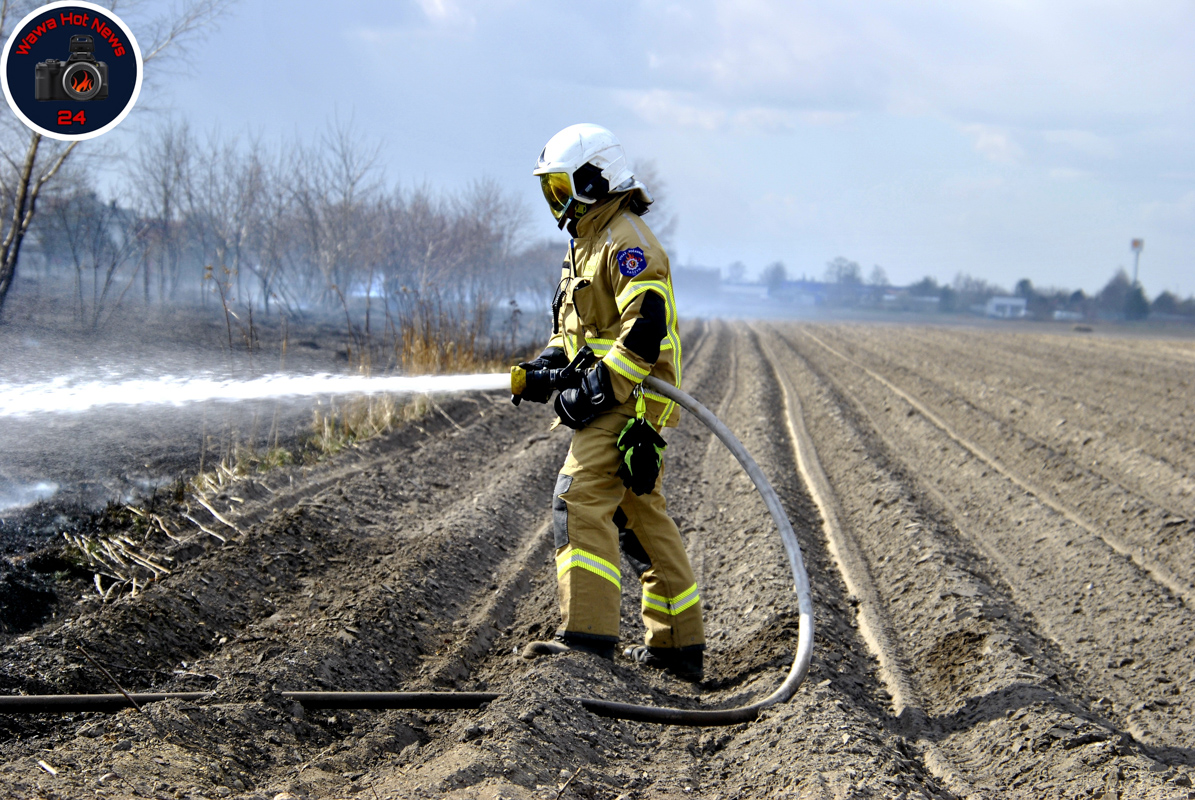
[823,257,863,307]
[246,146,296,316]
[290,120,383,304]
[129,120,193,303]
[186,133,264,304]
[630,159,678,251]
[42,188,146,328]
[762,261,787,296]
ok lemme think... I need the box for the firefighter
[516,123,704,681]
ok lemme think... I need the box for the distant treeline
[749,257,1190,321]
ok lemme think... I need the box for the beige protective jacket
[546,193,682,428]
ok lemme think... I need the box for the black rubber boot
[623,644,705,681]
[522,633,615,661]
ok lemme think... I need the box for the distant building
[986,296,1028,319]
[769,279,822,306]
[880,289,940,312]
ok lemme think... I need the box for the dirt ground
[1,319,1194,799]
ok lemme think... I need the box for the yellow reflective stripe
[604,352,650,383]
[585,338,615,356]
[605,358,641,383]
[616,281,683,369]
[613,277,684,427]
[642,595,670,614]
[616,280,673,318]
[656,404,676,427]
[557,548,620,588]
[628,286,681,426]
[642,583,700,615]
[590,339,669,354]
[623,213,649,248]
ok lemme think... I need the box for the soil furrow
[878,326,1195,479]
[751,324,983,800]
[802,325,1195,609]
[781,325,1195,766]
[765,323,1189,797]
[846,325,1195,517]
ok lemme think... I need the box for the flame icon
[71,71,93,93]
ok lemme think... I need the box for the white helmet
[533,123,653,226]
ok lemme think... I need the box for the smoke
[0,481,59,513]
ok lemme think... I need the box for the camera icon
[34,35,108,101]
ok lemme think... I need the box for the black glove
[554,362,618,430]
[515,347,568,404]
[518,347,568,372]
[616,416,667,495]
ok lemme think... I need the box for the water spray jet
[0,371,511,417]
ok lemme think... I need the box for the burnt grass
[0,299,475,642]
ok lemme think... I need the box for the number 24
[57,110,85,126]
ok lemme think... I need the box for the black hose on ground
[0,379,814,726]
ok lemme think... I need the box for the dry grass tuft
[61,503,177,601]
[305,292,516,457]
[395,291,507,374]
[307,394,431,457]
[191,442,294,496]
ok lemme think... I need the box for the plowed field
[2,321,1193,799]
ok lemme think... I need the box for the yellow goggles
[539,172,573,219]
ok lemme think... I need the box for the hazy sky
[114,0,1194,295]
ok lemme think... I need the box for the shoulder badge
[616,247,647,278]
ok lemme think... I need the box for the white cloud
[638,1,1195,130]
[941,175,1006,200]
[617,89,851,134]
[961,124,1022,164]
[620,90,726,131]
[798,110,857,126]
[415,0,475,26]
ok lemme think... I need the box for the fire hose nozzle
[510,365,528,406]
[510,346,597,407]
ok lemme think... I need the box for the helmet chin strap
[556,198,591,231]
[556,198,573,230]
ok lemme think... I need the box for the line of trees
[753,255,1195,322]
[1011,271,1194,321]
[892,269,1191,320]
[12,121,562,334]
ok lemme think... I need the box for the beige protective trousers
[552,421,705,650]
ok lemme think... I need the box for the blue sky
[112,0,1194,295]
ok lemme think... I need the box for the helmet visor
[539,172,573,220]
